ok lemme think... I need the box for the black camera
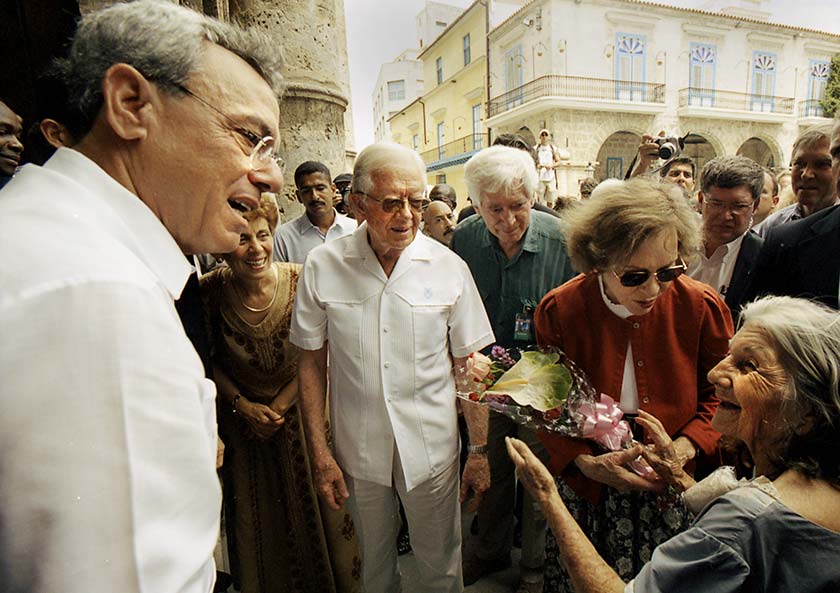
[655,135,686,160]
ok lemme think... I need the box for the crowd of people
[1,2,839,593]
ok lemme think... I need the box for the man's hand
[312,451,350,510]
[630,132,665,178]
[460,453,490,512]
[574,447,663,492]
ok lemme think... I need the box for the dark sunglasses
[613,259,686,288]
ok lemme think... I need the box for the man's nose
[248,164,283,194]
[6,136,23,154]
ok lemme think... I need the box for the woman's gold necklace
[233,264,278,313]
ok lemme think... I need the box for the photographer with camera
[631,132,696,193]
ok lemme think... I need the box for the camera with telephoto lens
[655,136,685,160]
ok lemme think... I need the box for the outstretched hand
[505,437,559,507]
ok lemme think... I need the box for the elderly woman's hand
[238,397,285,440]
[574,446,663,492]
[636,410,697,492]
[506,436,559,508]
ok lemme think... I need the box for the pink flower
[467,352,493,383]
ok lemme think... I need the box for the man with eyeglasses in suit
[688,155,765,315]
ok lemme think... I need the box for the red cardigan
[535,273,734,503]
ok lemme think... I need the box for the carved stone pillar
[230,0,351,220]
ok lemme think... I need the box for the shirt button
[642,397,650,404]
[383,327,390,333]
[384,362,391,369]
[632,322,640,329]
[636,360,644,367]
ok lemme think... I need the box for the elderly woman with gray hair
[531,177,734,592]
[509,295,840,592]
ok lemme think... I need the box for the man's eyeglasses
[613,258,686,288]
[358,192,425,214]
[702,197,754,215]
[174,83,284,172]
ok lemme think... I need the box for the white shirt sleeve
[0,280,219,593]
[290,256,329,351]
[447,259,495,358]
[273,225,290,262]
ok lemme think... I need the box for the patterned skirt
[220,402,362,593]
[543,477,690,593]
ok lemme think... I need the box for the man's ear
[295,188,304,204]
[40,119,73,149]
[349,192,364,213]
[100,63,155,142]
[772,195,780,206]
[696,190,704,206]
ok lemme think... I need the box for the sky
[343,0,840,149]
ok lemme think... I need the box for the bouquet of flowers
[458,345,652,477]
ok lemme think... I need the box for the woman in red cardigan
[534,178,734,592]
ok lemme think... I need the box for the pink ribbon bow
[579,393,632,451]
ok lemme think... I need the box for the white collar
[45,148,192,298]
[598,274,633,320]
[702,230,749,263]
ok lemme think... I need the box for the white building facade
[373,49,425,142]
[484,0,840,192]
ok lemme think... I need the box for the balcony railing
[420,133,488,165]
[678,87,794,114]
[488,75,665,118]
[798,99,828,118]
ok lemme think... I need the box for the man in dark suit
[746,117,840,310]
[687,155,765,314]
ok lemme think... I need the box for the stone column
[230,0,351,220]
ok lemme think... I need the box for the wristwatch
[467,443,488,455]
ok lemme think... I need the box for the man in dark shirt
[452,145,575,592]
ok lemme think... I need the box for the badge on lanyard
[514,303,535,342]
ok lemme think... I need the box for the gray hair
[739,296,840,484]
[464,145,538,206]
[699,155,766,202]
[791,123,833,158]
[67,0,285,136]
[351,142,426,196]
[563,177,700,273]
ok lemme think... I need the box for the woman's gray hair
[562,177,700,273]
[464,145,538,206]
[350,142,426,196]
[67,0,285,136]
[739,296,840,483]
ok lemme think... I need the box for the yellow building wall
[388,1,487,215]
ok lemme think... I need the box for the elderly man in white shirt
[274,159,355,263]
[688,155,765,314]
[292,142,494,593]
[0,3,284,592]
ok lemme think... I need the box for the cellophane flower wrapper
[457,345,655,479]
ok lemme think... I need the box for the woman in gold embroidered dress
[201,197,361,593]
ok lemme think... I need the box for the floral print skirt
[543,477,690,593]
